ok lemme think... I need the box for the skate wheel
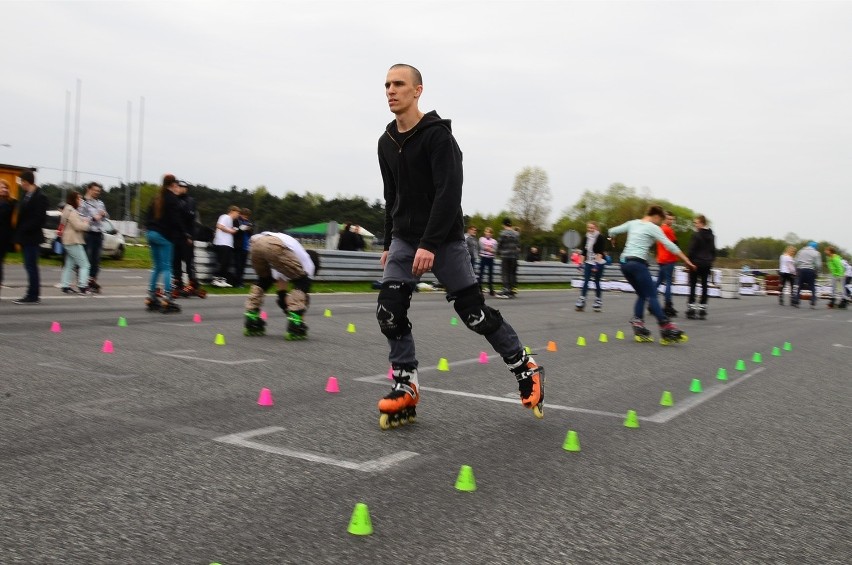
[680,334,689,342]
[379,413,391,430]
[407,414,416,424]
[532,404,544,419]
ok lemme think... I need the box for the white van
[41,210,126,259]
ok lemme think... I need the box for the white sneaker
[211,278,226,288]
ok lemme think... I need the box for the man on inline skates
[374,63,544,429]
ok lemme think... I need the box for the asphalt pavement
[0,266,849,564]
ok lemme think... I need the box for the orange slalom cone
[101,340,114,354]
[257,388,274,406]
[546,340,558,352]
[325,376,340,393]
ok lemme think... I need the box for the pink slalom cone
[387,366,394,380]
[101,340,114,353]
[50,321,62,333]
[192,313,202,323]
[325,376,340,393]
[260,310,268,321]
[257,388,274,406]
[478,351,489,364]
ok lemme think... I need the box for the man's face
[665,214,675,226]
[586,223,597,233]
[468,227,477,236]
[88,185,102,198]
[385,67,422,116]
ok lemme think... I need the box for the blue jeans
[655,262,675,305]
[147,230,174,293]
[620,259,665,322]
[84,231,104,280]
[22,244,40,300]
[795,269,816,305]
[581,263,604,298]
[61,243,90,288]
[478,256,494,292]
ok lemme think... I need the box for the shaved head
[389,63,422,86]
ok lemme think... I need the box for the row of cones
[256,377,341,406]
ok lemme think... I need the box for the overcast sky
[3,1,851,249]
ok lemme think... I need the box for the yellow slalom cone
[324,309,332,318]
[454,465,477,491]
[347,502,373,536]
[562,430,581,452]
[437,358,450,371]
[347,323,356,333]
[214,333,226,345]
[624,409,640,428]
[615,330,625,340]
[546,340,558,352]
[576,336,586,347]
[599,333,608,343]
[659,390,673,406]
[524,345,532,354]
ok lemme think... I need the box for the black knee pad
[293,275,312,295]
[376,281,413,340]
[450,284,503,335]
[256,276,274,293]
[306,250,321,276]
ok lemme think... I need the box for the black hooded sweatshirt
[688,228,716,265]
[378,110,465,253]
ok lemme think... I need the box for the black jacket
[14,188,48,246]
[0,197,17,252]
[145,189,189,243]
[578,233,607,260]
[378,110,465,253]
[688,228,716,264]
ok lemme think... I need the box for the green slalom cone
[117,316,127,327]
[783,341,792,351]
[624,409,640,428]
[450,317,458,326]
[659,390,673,406]
[576,336,587,347]
[455,465,477,491]
[716,368,728,381]
[347,502,373,536]
[771,346,781,357]
[735,359,746,371]
[562,430,581,452]
[752,352,763,363]
[690,378,703,393]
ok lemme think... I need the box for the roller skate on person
[378,366,419,429]
[663,302,678,318]
[505,351,544,418]
[686,303,697,319]
[243,308,266,336]
[575,296,586,311]
[284,310,308,340]
[698,304,707,320]
[145,289,181,313]
[87,277,102,294]
[592,297,602,312]
[630,317,654,342]
[659,319,688,345]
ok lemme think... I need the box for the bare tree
[509,166,552,232]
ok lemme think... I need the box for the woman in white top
[778,245,796,306]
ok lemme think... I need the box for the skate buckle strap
[391,381,416,398]
[513,362,541,382]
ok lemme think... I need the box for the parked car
[41,210,126,259]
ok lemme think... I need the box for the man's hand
[380,250,388,267]
[412,248,434,276]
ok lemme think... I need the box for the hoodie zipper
[385,128,420,153]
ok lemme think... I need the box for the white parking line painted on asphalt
[213,426,419,471]
[832,343,852,349]
[353,372,627,419]
[644,367,766,424]
[747,311,851,323]
[154,350,266,364]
